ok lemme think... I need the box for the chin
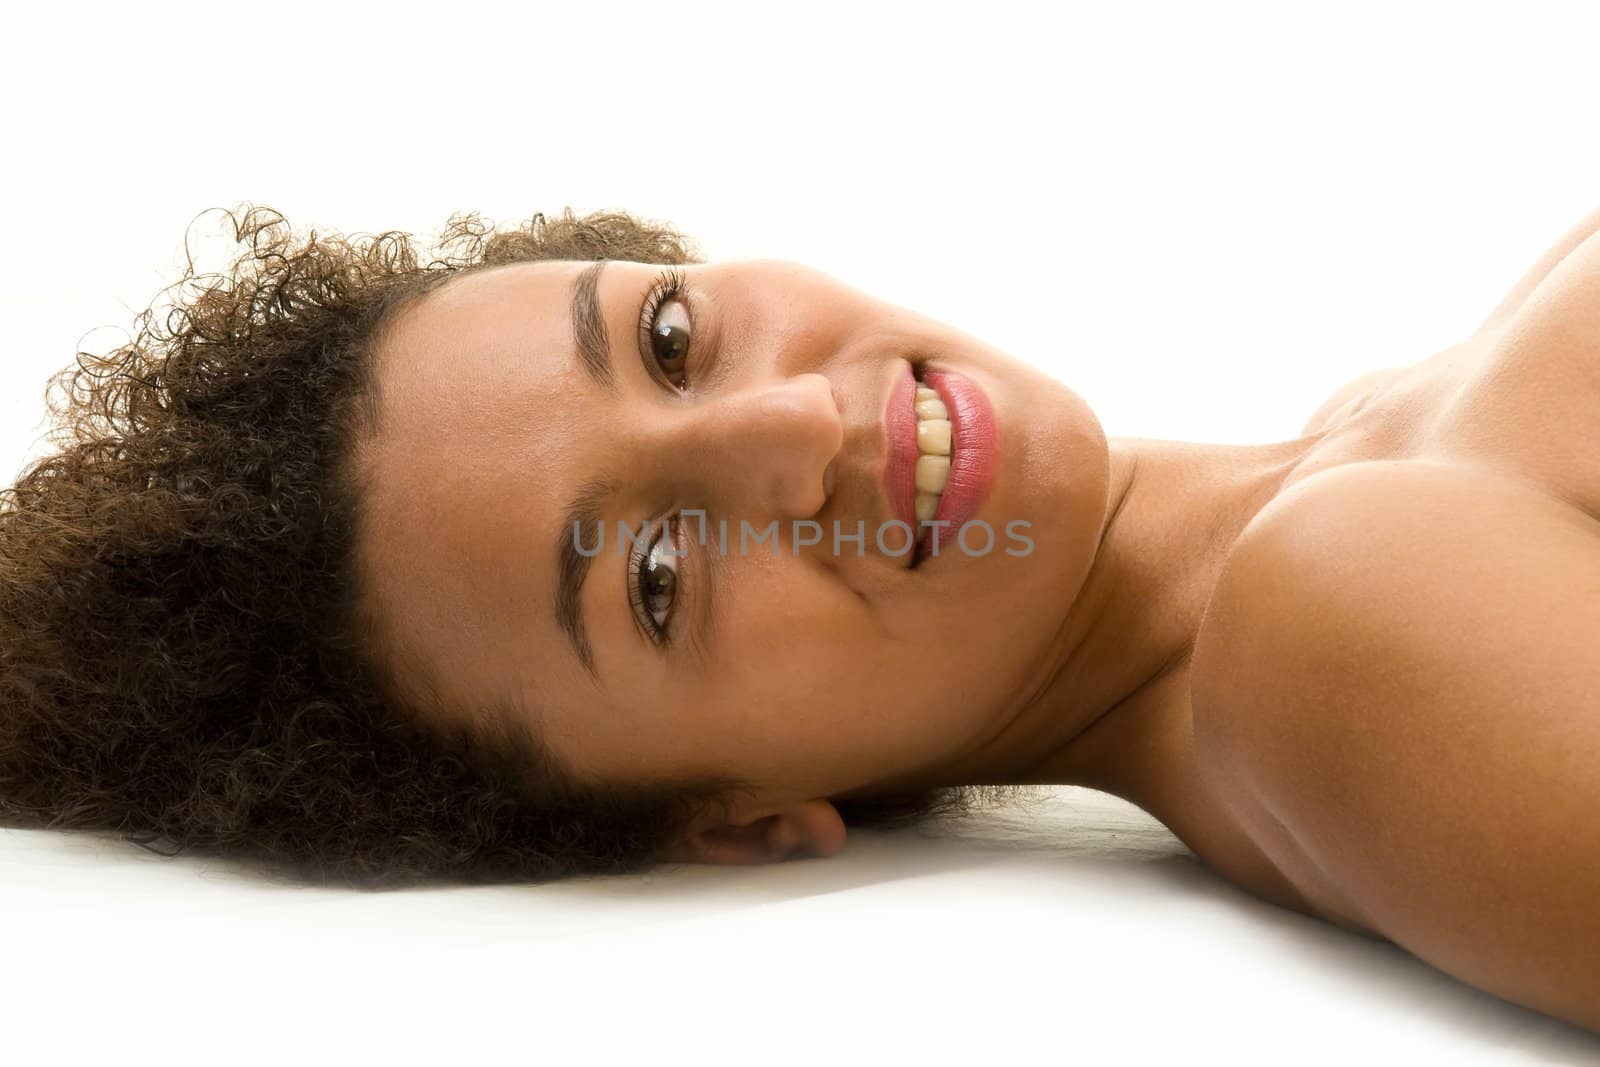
[944,345,1111,601]
[902,346,1110,720]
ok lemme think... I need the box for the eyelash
[628,268,696,644]
[637,267,690,383]
[629,269,692,645]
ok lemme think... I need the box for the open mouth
[907,361,996,568]
[909,363,952,565]
[885,359,996,569]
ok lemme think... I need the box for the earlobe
[659,799,847,866]
[786,797,848,859]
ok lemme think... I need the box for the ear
[659,798,847,866]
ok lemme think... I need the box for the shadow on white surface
[3,785,1596,1062]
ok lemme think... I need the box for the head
[0,205,1109,884]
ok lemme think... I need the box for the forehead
[376,260,588,446]
[357,259,600,717]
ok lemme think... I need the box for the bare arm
[1194,459,1600,1033]
[1476,204,1600,338]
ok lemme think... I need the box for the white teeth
[910,382,955,533]
[915,454,950,494]
[916,418,951,455]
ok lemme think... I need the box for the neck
[940,429,1328,813]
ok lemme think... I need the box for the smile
[885,361,998,566]
[911,377,953,519]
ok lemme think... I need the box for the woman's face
[362,258,1111,815]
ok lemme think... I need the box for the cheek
[709,566,879,700]
[698,567,914,763]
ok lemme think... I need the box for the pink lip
[923,368,995,534]
[884,361,920,536]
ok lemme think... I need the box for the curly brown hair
[0,204,1014,887]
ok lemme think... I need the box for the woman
[1,204,1595,1031]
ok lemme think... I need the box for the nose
[653,373,843,521]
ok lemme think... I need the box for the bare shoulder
[1191,458,1600,1032]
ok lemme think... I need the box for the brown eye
[649,299,691,381]
[640,550,677,620]
[632,518,682,640]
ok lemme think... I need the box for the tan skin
[361,212,1600,1033]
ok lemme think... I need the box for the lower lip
[922,368,996,534]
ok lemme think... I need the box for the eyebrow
[556,477,612,680]
[571,259,615,391]
[555,261,619,679]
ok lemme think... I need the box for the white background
[3,2,1600,1063]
